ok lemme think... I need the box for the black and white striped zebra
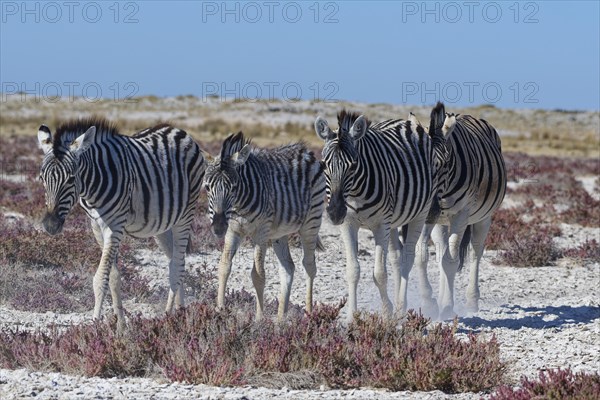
[37,118,205,329]
[413,103,507,320]
[204,132,325,320]
[315,110,437,321]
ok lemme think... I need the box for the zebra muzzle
[42,212,64,235]
[211,213,228,238]
[326,192,347,225]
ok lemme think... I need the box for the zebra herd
[37,102,506,328]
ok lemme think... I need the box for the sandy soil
[1,216,599,399]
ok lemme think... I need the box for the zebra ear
[442,113,457,137]
[71,126,96,155]
[203,150,216,164]
[38,125,53,154]
[315,117,334,141]
[231,144,251,167]
[408,112,421,126]
[349,115,368,140]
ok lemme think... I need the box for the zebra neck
[75,135,131,203]
[75,151,94,201]
[446,140,458,168]
[348,156,368,195]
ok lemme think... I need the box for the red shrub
[0,299,507,393]
[491,368,600,400]
[562,239,600,262]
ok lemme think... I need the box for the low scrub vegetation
[486,201,562,267]
[0,297,506,393]
[485,153,600,267]
[490,368,600,400]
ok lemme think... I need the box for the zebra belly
[124,225,167,239]
[267,221,306,240]
[234,217,306,242]
[350,200,429,231]
[435,201,493,226]
[125,181,192,237]
[124,213,180,238]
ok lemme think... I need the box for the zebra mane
[53,117,119,156]
[219,131,251,167]
[336,110,371,135]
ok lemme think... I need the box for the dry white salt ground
[1,217,599,400]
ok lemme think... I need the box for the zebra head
[37,124,96,235]
[204,139,251,238]
[315,111,369,225]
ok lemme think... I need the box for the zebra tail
[400,225,409,244]
[316,236,325,252]
[425,197,441,224]
[458,225,472,272]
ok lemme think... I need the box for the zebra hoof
[420,299,439,319]
[382,300,394,318]
[465,300,479,314]
[439,306,456,321]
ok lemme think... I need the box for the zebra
[204,132,325,320]
[315,109,440,321]
[37,117,205,330]
[412,102,507,320]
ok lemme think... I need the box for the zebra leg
[91,219,125,331]
[340,220,360,323]
[299,230,319,314]
[172,208,199,308]
[155,230,174,258]
[389,229,403,310]
[93,226,124,323]
[395,218,426,316]
[373,224,393,318]
[273,236,295,320]
[163,227,189,313]
[217,229,241,311]
[432,224,449,318]
[155,230,177,311]
[465,217,492,313]
[91,219,104,247]
[108,261,125,333]
[436,209,468,320]
[251,243,267,321]
[414,223,438,318]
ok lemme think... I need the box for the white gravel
[1,219,599,399]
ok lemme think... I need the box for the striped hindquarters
[441,115,506,223]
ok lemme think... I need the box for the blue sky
[1,1,599,110]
